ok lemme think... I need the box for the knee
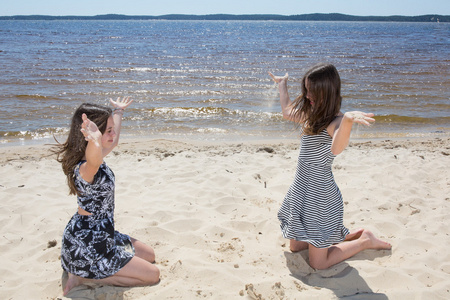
[146,251,156,264]
[151,267,160,284]
[289,240,308,252]
[133,240,156,263]
[308,256,328,270]
[309,259,327,270]
[289,241,300,252]
[145,266,160,285]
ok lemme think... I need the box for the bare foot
[344,228,364,242]
[63,272,82,296]
[361,230,392,250]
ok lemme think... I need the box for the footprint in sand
[245,283,262,300]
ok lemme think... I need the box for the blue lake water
[0,20,449,144]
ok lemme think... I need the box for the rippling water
[0,20,449,145]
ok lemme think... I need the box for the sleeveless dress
[61,161,134,279]
[278,129,350,248]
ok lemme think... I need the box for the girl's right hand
[344,111,375,126]
[268,72,289,84]
[80,113,102,146]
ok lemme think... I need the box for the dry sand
[0,137,449,299]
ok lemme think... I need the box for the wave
[142,106,282,120]
[14,94,57,100]
[374,114,450,125]
[0,127,68,139]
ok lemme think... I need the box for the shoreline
[1,133,449,158]
[1,136,449,298]
[1,134,449,166]
[1,126,449,149]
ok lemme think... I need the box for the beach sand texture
[0,137,449,299]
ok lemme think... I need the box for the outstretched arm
[103,96,133,156]
[330,111,375,155]
[79,113,103,183]
[268,72,303,123]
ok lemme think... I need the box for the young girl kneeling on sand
[269,64,391,270]
[53,97,160,295]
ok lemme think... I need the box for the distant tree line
[0,13,448,22]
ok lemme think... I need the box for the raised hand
[80,113,102,147]
[110,96,133,110]
[345,111,375,126]
[268,72,289,84]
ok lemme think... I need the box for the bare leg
[290,239,309,252]
[290,228,364,252]
[63,255,160,296]
[308,229,391,270]
[63,273,82,296]
[344,228,364,241]
[130,237,156,263]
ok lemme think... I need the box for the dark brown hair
[53,103,112,195]
[291,63,342,135]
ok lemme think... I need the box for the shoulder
[74,160,86,174]
[78,160,106,184]
[326,112,344,137]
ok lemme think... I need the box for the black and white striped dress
[278,129,349,248]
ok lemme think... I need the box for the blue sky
[2,0,449,16]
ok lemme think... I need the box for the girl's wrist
[113,107,124,115]
[86,136,102,147]
[343,112,355,123]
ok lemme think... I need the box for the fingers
[268,72,279,83]
[347,111,375,126]
[80,114,89,134]
[268,71,289,83]
[355,119,372,126]
[80,114,91,139]
[122,96,133,108]
[110,96,133,109]
[355,116,375,126]
[80,113,98,136]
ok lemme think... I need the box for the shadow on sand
[284,250,391,299]
[61,271,129,300]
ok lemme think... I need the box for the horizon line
[1,13,448,17]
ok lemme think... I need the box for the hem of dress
[282,229,350,249]
[61,253,134,280]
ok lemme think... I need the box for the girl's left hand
[80,113,102,147]
[110,96,133,110]
[345,111,375,126]
[268,72,289,84]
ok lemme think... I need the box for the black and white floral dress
[61,161,134,279]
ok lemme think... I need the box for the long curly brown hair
[291,63,342,135]
[53,103,112,195]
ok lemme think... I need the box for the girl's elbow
[331,149,340,155]
[282,110,295,121]
[331,147,344,155]
[330,140,349,155]
[111,138,120,149]
[282,113,291,121]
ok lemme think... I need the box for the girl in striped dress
[269,64,391,270]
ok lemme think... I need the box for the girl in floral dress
[54,97,159,295]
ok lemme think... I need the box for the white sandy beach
[0,137,449,299]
